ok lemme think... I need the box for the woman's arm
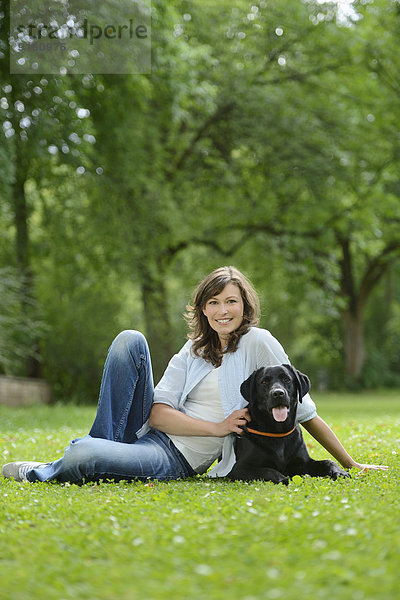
[149,403,249,438]
[302,415,388,471]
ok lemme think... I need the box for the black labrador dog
[228,364,350,485]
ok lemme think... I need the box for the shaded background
[1,0,399,402]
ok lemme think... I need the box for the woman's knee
[109,330,149,359]
[63,436,98,466]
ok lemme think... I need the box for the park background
[1,0,400,403]
[1,3,400,600]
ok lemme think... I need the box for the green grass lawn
[0,391,399,600]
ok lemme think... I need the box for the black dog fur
[228,364,350,485]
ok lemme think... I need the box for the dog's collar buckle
[244,426,296,438]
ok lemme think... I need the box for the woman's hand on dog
[214,409,250,437]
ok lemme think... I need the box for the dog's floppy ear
[282,364,310,403]
[240,370,259,401]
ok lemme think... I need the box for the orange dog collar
[245,426,296,438]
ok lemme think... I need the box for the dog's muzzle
[270,387,289,422]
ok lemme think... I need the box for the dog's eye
[261,378,270,385]
[282,376,291,384]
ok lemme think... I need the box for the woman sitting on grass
[1,266,387,483]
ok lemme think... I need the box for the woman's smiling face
[202,282,244,347]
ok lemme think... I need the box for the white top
[153,327,317,477]
[168,367,225,474]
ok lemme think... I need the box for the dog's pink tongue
[272,406,288,422]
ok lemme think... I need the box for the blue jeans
[27,331,196,483]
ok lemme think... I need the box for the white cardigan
[153,327,317,477]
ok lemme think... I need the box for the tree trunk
[337,232,400,381]
[141,268,175,384]
[13,154,42,378]
[341,308,365,379]
[14,166,30,272]
[336,232,366,381]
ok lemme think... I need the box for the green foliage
[0,267,44,374]
[362,263,400,388]
[30,167,146,401]
[0,394,399,600]
[1,0,400,394]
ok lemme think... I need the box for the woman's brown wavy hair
[185,266,260,367]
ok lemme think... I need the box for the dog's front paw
[264,470,289,486]
[275,474,290,486]
[328,464,351,480]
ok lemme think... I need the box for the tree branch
[255,61,347,87]
[165,101,235,179]
[358,241,400,305]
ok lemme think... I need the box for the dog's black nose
[272,389,285,399]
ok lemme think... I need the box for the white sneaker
[1,461,47,482]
